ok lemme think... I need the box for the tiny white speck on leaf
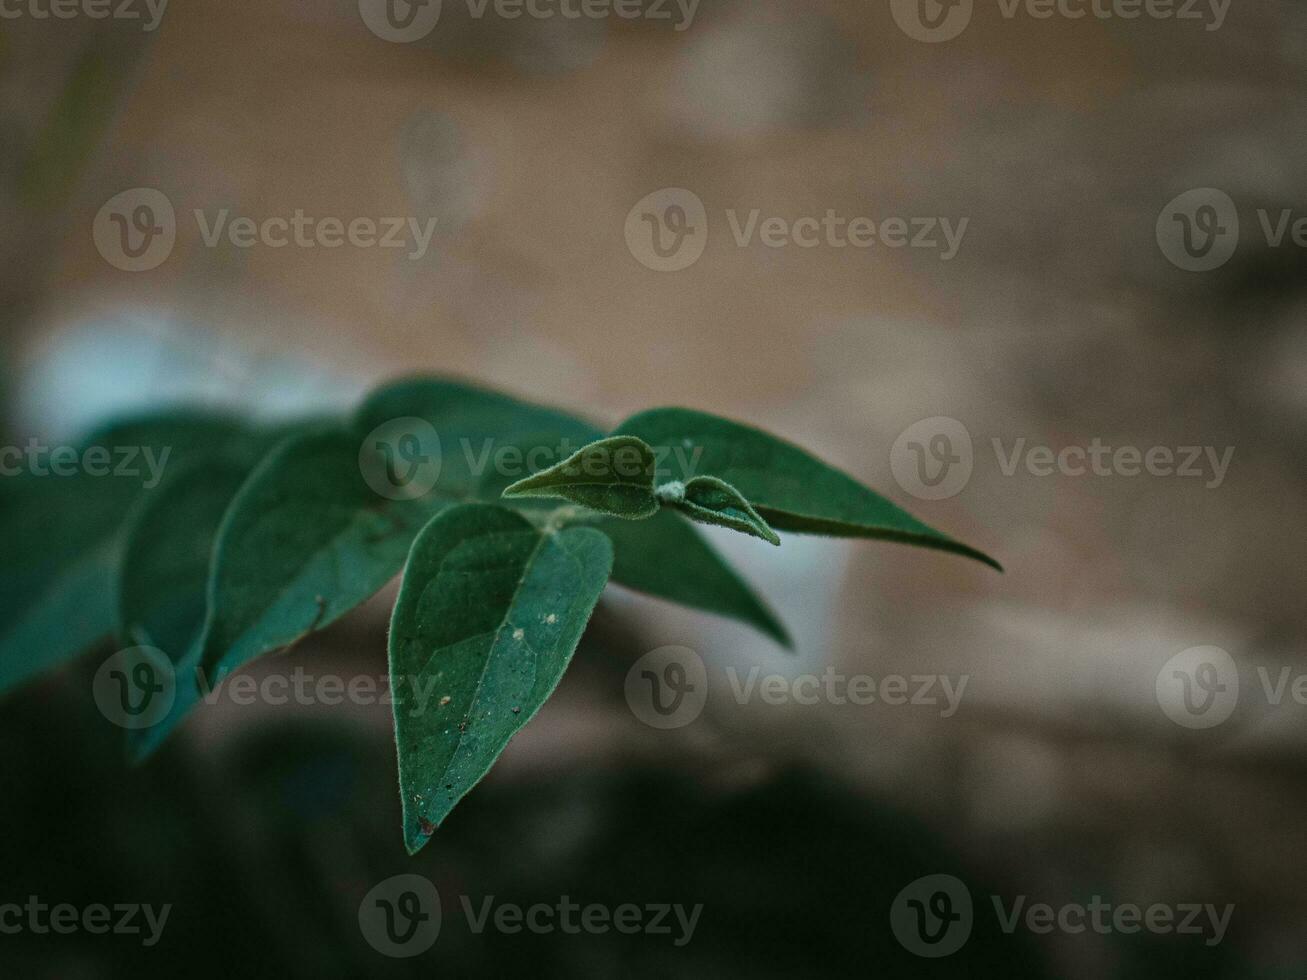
[512,628,525,641]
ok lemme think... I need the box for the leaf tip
[961,545,1003,573]
[754,607,794,651]
[499,475,536,499]
[404,816,439,855]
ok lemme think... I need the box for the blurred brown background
[2,0,1306,976]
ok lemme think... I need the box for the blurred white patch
[707,523,850,672]
[924,600,1249,730]
[14,311,364,438]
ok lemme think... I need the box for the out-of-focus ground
[2,0,1306,976]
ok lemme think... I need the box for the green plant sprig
[0,375,998,853]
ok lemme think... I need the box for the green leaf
[197,377,604,682]
[196,425,439,682]
[357,375,603,498]
[118,455,259,654]
[390,503,612,852]
[661,475,781,546]
[117,462,226,760]
[0,475,133,697]
[595,509,791,648]
[502,435,659,519]
[0,412,251,699]
[116,444,288,762]
[615,408,1000,570]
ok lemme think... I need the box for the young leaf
[615,408,1000,570]
[374,389,796,647]
[661,475,781,546]
[502,435,658,519]
[594,509,791,648]
[0,412,251,699]
[390,503,612,852]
